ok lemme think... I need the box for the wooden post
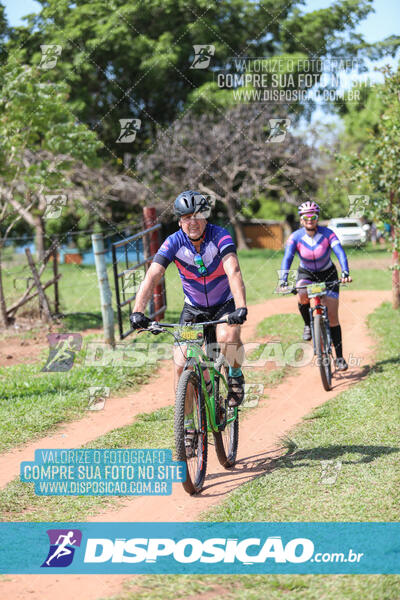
[143,207,164,320]
[92,233,115,346]
[25,248,52,322]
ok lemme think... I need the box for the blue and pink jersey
[154,224,236,308]
[281,226,349,279]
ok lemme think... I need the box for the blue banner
[20,449,185,496]
[0,522,400,574]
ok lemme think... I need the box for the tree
[341,67,400,308]
[0,58,102,326]
[0,57,102,255]
[7,0,392,155]
[135,104,320,248]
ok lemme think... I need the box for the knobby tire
[314,313,332,391]
[174,369,208,494]
[213,366,239,468]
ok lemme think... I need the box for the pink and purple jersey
[281,226,349,278]
[154,224,236,308]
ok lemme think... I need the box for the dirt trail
[0,297,289,490]
[0,290,390,600]
[0,335,48,367]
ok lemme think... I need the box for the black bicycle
[277,280,345,391]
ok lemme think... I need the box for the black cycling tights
[299,303,343,358]
[330,325,343,358]
[298,302,311,326]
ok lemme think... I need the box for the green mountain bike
[144,319,239,495]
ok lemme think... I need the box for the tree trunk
[225,198,249,250]
[392,237,400,310]
[0,246,10,327]
[389,193,400,309]
[34,215,45,263]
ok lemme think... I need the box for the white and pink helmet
[298,201,320,216]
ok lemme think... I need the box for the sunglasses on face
[180,214,201,223]
[302,214,318,221]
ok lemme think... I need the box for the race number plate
[307,282,327,297]
[176,325,204,343]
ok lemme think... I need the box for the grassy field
[100,573,400,600]
[99,303,400,599]
[203,302,400,523]
[0,334,159,452]
[0,244,392,333]
[0,407,174,522]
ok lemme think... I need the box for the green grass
[101,573,400,600]
[0,407,174,522]
[104,301,400,599]
[1,244,391,333]
[203,302,400,522]
[256,313,303,341]
[1,301,399,599]
[0,340,154,453]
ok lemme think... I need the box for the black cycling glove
[130,312,151,330]
[228,307,248,325]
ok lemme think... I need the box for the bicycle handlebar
[137,317,229,335]
[152,318,228,327]
[275,280,347,295]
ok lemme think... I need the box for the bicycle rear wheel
[314,313,332,391]
[213,366,239,468]
[174,369,208,494]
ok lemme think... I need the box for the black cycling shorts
[297,264,339,298]
[179,298,235,325]
[177,298,235,355]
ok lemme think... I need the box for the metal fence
[111,223,166,339]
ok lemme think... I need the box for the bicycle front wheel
[314,313,332,391]
[213,366,239,468]
[174,369,208,494]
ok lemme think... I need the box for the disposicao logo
[83,536,314,564]
[41,529,82,568]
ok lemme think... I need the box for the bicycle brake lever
[275,286,296,295]
[147,324,164,335]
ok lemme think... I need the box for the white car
[327,218,367,247]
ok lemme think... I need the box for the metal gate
[111,222,166,340]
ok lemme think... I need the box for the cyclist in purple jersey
[130,191,247,407]
[280,201,352,371]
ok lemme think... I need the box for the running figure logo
[39,45,62,70]
[43,194,67,220]
[116,119,141,143]
[42,333,82,372]
[266,118,291,143]
[190,45,215,69]
[41,529,82,568]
